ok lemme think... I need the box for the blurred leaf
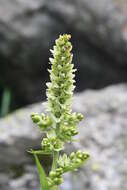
[28,149,52,155]
[34,154,49,190]
[1,88,11,117]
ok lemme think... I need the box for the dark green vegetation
[0,80,12,117]
[0,83,21,118]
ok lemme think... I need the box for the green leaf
[1,88,11,117]
[28,149,52,155]
[34,154,49,190]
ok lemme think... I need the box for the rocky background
[0,0,127,190]
[1,0,127,107]
[0,84,127,190]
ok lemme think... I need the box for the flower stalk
[30,34,90,190]
[52,151,59,171]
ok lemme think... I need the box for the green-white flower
[30,34,90,190]
[46,34,75,120]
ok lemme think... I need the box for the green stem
[52,150,59,171]
[52,151,59,190]
[52,123,60,170]
[51,186,59,190]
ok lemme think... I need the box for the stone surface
[0,103,43,170]
[1,0,127,105]
[0,84,127,190]
[0,0,64,105]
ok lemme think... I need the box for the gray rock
[0,0,64,105]
[0,84,127,190]
[1,0,127,105]
[0,103,43,170]
[70,84,127,190]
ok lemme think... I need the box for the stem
[52,150,59,171]
[52,150,59,190]
[51,186,59,190]
[52,122,60,170]
[51,124,60,190]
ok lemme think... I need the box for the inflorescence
[30,34,90,190]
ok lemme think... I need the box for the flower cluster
[47,151,90,188]
[58,112,83,141]
[58,151,90,172]
[31,112,53,130]
[46,34,75,120]
[30,34,90,190]
[48,167,64,187]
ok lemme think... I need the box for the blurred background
[0,0,127,190]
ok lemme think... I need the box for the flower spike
[30,34,90,190]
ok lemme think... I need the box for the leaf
[34,154,49,190]
[28,149,52,155]
[71,139,79,142]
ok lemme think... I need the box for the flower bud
[56,177,63,185]
[56,167,63,175]
[38,120,47,128]
[42,138,48,144]
[76,158,82,164]
[66,131,71,136]
[46,117,53,126]
[48,180,53,188]
[77,113,83,121]
[71,129,78,136]
[31,112,36,117]
[41,113,45,119]
[49,171,56,179]
[54,177,63,185]
[31,115,41,123]
[70,152,75,160]
[76,150,82,156]
[57,65,62,70]
[76,150,83,159]
[82,152,90,160]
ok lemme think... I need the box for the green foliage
[34,154,49,190]
[30,34,90,190]
[0,88,11,117]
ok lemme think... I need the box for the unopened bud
[77,113,83,121]
[56,167,63,175]
[82,152,90,160]
[49,171,56,179]
[71,129,78,136]
[38,120,47,128]
[76,158,82,164]
[54,177,63,185]
[76,150,82,156]
[41,113,45,119]
[46,117,53,126]
[31,115,40,123]
[70,152,75,160]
